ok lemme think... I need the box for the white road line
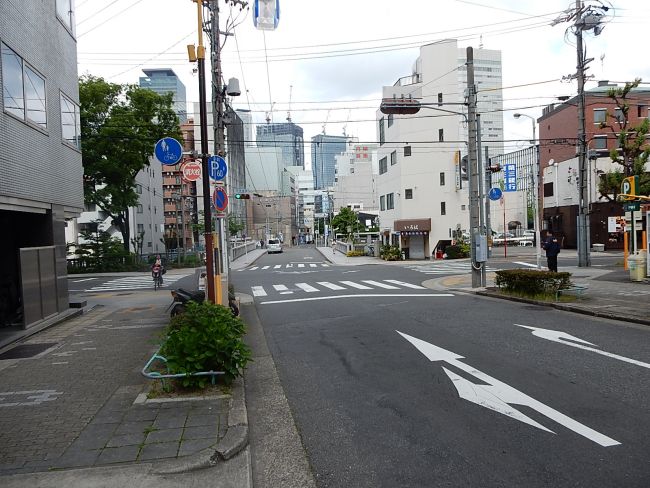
[274,265,282,269]
[71,278,95,283]
[251,286,267,297]
[317,281,346,290]
[384,280,427,289]
[295,282,319,292]
[513,261,537,268]
[262,266,270,270]
[261,293,454,305]
[362,280,399,289]
[287,264,293,268]
[249,266,259,271]
[340,280,372,290]
[321,264,330,267]
[309,264,317,268]
[273,285,292,294]
[298,264,305,268]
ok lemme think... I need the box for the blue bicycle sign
[154,137,183,166]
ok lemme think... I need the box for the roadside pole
[476,113,486,286]
[466,47,482,288]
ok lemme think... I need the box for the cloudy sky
[77,0,650,164]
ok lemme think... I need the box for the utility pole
[466,47,482,288]
[476,113,486,286]
[484,147,491,258]
[575,0,590,267]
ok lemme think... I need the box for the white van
[267,238,282,254]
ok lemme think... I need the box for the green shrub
[380,245,402,261]
[161,301,251,388]
[346,250,365,257]
[445,244,470,259]
[495,269,572,296]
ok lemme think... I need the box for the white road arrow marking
[515,324,650,370]
[397,331,621,447]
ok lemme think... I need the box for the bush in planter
[161,301,251,388]
[445,243,470,259]
[346,250,365,257]
[494,269,572,297]
[380,245,402,261]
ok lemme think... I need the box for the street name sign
[209,155,228,181]
[623,202,640,212]
[154,137,183,166]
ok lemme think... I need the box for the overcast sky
[77,0,650,164]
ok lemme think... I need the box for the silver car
[267,238,282,254]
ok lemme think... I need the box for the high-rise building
[256,122,305,168]
[139,69,187,123]
[311,134,348,190]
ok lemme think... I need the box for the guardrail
[492,237,534,247]
[142,349,224,389]
[229,240,258,261]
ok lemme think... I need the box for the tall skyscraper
[311,134,348,190]
[139,69,187,123]
[256,122,305,168]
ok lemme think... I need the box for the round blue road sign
[154,137,183,166]
[212,187,229,212]
[488,187,503,201]
[208,155,228,181]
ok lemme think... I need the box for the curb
[153,375,248,474]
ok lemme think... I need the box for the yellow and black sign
[620,176,638,201]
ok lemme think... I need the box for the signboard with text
[503,164,517,192]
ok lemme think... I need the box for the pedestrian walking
[542,231,561,272]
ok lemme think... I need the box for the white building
[286,167,316,241]
[332,141,379,212]
[376,40,503,259]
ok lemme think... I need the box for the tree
[331,207,365,241]
[79,75,182,251]
[228,216,245,236]
[597,79,650,200]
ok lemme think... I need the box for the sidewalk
[427,266,650,327]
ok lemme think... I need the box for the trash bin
[628,253,647,282]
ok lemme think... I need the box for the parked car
[267,238,282,254]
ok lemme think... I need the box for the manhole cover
[0,343,57,360]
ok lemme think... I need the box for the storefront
[394,219,431,260]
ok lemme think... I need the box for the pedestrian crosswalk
[406,261,495,275]
[250,279,427,297]
[240,263,330,272]
[86,274,187,292]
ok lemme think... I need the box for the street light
[513,113,541,270]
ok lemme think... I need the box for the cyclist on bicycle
[151,255,164,284]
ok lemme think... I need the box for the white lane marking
[322,264,330,267]
[274,265,282,269]
[384,280,427,289]
[251,286,267,297]
[295,282,319,293]
[287,264,293,268]
[513,261,537,268]
[340,280,372,290]
[317,281,346,290]
[361,280,399,289]
[298,264,305,268]
[262,266,270,270]
[273,285,293,294]
[71,278,96,283]
[249,267,259,271]
[261,294,454,305]
[309,264,317,268]
[515,324,650,370]
[397,331,620,447]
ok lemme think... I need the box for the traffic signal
[488,164,501,173]
[234,193,251,199]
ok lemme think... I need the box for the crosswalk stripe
[322,264,329,267]
[262,265,270,270]
[361,280,399,289]
[317,281,346,290]
[309,264,317,268]
[274,265,282,269]
[295,282,319,292]
[251,286,267,297]
[273,285,293,294]
[340,280,372,290]
[249,266,259,270]
[298,264,305,268]
[384,280,426,289]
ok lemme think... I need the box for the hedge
[494,269,572,296]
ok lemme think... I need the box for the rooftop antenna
[479,34,483,49]
[322,109,331,135]
[342,109,351,137]
[286,85,293,122]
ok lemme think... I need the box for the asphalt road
[235,247,650,488]
[67,270,199,294]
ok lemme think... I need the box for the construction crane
[342,109,351,137]
[286,85,293,123]
[265,102,275,124]
[322,109,331,135]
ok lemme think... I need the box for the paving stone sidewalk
[0,302,231,476]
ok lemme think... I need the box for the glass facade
[138,69,187,122]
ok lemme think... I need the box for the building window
[593,108,606,124]
[440,172,445,186]
[56,0,76,36]
[147,242,152,248]
[440,201,446,215]
[544,182,554,197]
[387,113,394,128]
[461,204,466,211]
[387,193,394,210]
[136,184,143,194]
[404,145,411,157]
[614,108,624,124]
[405,188,413,199]
[438,129,444,142]
[380,195,386,211]
[1,44,47,129]
[593,135,607,150]
[350,168,355,174]
[60,92,81,149]
[379,117,385,145]
[137,204,143,213]
[637,105,646,118]
[438,92,443,106]
[137,224,144,233]
[379,156,388,175]
[390,150,397,166]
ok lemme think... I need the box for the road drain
[0,343,58,360]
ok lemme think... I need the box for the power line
[77,0,147,38]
